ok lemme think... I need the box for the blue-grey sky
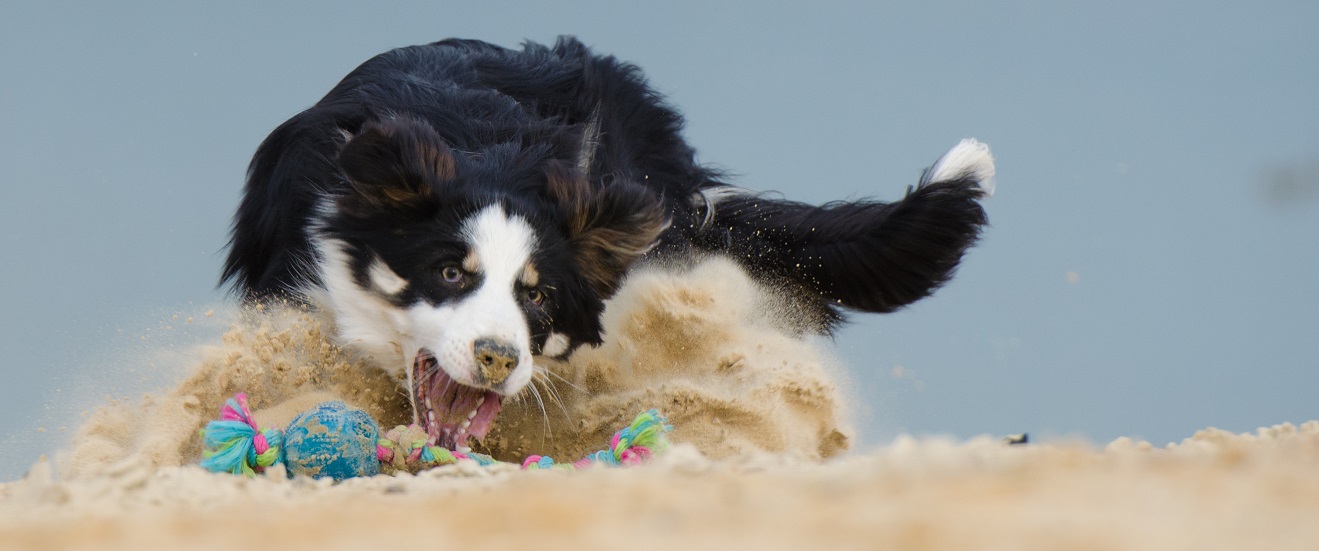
[2,2,1317,480]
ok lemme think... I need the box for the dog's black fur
[222,36,990,353]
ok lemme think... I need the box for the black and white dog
[222,37,993,453]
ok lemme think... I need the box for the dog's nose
[473,338,519,386]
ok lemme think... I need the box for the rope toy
[200,393,672,480]
[199,393,284,476]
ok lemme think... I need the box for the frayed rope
[522,410,671,470]
[199,393,284,476]
[375,424,499,470]
[376,410,672,472]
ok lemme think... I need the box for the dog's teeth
[425,398,433,411]
[476,396,485,407]
[466,409,478,420]
[427,411,435,424]
[457,446,471,454]
[460,420,471,429]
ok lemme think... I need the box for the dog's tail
[691,139,994,327]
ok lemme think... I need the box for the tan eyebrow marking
[520,263,540,287]
[368,257,407,295]
[462,250,480,273]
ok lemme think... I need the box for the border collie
[222,37,994,454]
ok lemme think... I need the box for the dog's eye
[525,288,545,305]
[440,265,464,284]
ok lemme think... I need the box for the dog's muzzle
[472,337,519,386]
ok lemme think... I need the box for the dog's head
[310,116,667,451]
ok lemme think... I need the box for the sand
[2,258,1317,549]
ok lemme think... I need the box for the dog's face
[310,117,666,451]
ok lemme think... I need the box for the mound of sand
[56,258,851,480]
[485,259,850,461]
[3,258,1316,549]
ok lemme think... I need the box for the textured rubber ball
[283,401,381,480]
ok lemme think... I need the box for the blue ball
[283,401,381,480]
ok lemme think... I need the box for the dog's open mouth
[413,350,503,452]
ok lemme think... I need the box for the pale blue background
[2,2,1317,480]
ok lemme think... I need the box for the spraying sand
[55,258,851,481]
[2,258,1316,549]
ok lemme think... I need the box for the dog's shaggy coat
[220,36,993,451]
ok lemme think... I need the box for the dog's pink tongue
[466,391,502,441]
[427,374,502,440]
[415,354,504,449]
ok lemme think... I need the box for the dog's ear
[338,118,456,208]
[545,161,669,298]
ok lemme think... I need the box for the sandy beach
[5,423,1319,550]
[3,260,1316,549]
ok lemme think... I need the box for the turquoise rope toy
[199,393,284,476]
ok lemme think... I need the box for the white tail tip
[927,138,996,196]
